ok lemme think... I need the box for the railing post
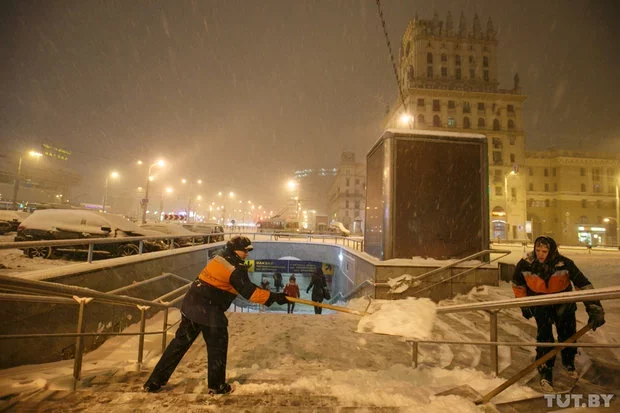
[161,307,169,354]
[87,244,94,263]
[411,341,419,368]
[72,296,93,390]
[139,240,144,254]
[488,310,499,376]
[137,305,150,365]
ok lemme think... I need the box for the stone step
[5,387,405,412]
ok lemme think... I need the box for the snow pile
[386,273,421,294]
[357,297,436,339]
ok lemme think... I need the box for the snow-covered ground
[0,238,618,411]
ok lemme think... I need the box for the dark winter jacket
[512,236,600,315]
[181,248,272,326]
[306,271,327,301]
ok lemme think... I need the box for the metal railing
[406,286,620,375]
[235,231,364,251]
[0,232,226,263]
[0,231,363,264]
[330,249,512,303]
[0,273,191,389]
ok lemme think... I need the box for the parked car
[182,222,225,242]
[0,210,31,233]
[327,221,351,237]
[140,223,201,248]
[14,209,167,259]
[0,220,12,235]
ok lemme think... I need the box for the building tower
[327,152,366,234]
[385,12,527,241]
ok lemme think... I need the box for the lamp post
[504,170,517,240]
[139,159,165,224]
[287,179,301,223]
[217,191,235,225]
[102,171,119,213]
[181,178,202,222]
[12,150,43,210]
[159,187,173,221]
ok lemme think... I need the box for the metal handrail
[407,287,620,374]
[334,249,512,303]
[413,249,511,282]
[0,273,190,389]
[0,231,363,265]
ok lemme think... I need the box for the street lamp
[504,170,517,240]
[287,179,301,222]
[181,178,202,222]
[159,187,173,221]
[102,171,119,213]
[12,150,43,210]
[399,112,414,129]
[140,159,165,224]
[217,191,235,225]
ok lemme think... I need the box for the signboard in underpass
[245,260,334,275]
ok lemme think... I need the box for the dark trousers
[146,315,229,389]
[534,306,577,375]
[287,302,296,313]
[312,299,323,314]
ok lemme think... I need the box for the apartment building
[384,12,527,241]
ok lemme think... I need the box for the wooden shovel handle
[286,296,368,316]
[475,323,593,405]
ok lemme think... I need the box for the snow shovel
[437,323,593,405]
[286,296,369,316]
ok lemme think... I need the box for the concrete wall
[0,240,498,369]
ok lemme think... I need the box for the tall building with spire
[384,11,527,241]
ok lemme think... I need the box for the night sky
[1,0,619,209]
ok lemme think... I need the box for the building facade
[384,12,527,241]
[525,150,619,246]
[327,152,366,234]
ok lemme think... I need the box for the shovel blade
[436,384,483,400]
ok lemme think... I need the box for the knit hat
[226,236,253,252]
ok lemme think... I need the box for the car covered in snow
[14,209,167,259]
[0,210,31,233]
[0,220,12,235]
[181,222,225,242]
[324,221,351,237]
[139,223,202,248]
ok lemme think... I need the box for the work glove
[265,292,288,307]
[586,304,605,331]
[521,307,534,320]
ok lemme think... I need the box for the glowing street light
[399,112,413,128]
[504,170,517,240]
[181,178,203,222]
[12,150,43,210]
[159,186,173,221]
[140,159,165,223]
[102,171,120,213]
